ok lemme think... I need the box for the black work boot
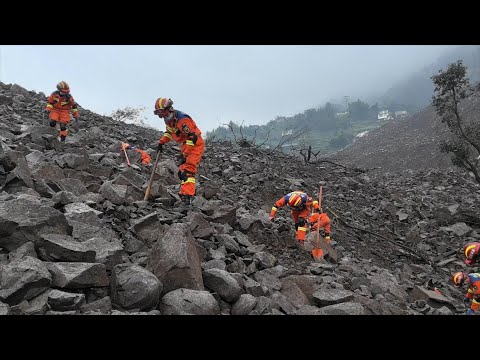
[181,194,193,205]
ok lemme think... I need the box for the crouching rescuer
[269,191,320,246]
[154,97,205,204]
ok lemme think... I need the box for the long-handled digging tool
[311,185,339,262]
[312,185,324,261]
[123,147,132,167]
[144,150,161,201]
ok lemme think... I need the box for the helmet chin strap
[164,110,174,122]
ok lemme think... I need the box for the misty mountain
[370,45,480,111]
[330,80,480,173]
[208,46,480,154]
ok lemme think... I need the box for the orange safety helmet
[57,81,70,94]
[288,193,303,208]
[464,243,479,265]
[452,272,467,286]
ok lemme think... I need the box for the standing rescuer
[45,81,79,142]
[154,97,204,204]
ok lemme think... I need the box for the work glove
[121,143,130,150]
[156,143,163,153]
[188,133,198,145]
[466,309,476,315]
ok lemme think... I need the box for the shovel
[312,185,324,261]
[144,150,161,201]
[123,147,132,166]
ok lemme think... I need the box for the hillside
[0,82,479,315]
[330,88,480,173]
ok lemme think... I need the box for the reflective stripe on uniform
[61,102,69,106]
[298,227,307,232]
[166,126,174,132]
[185,177,196,184]
[72,108,78,113]
[271,207,277,213]
[46,104,53,108]
[164,133,172,139]
[186,140,194,146]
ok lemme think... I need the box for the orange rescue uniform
[270,191,319,242]
[45,91,79,139]
[158,110,204,196]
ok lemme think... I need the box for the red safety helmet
[464,243,479,265]
[452,272,467,286]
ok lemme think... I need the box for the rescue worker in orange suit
[463,242,480,268]
[452,271,480,315]
[121,143,152,165]
[154,98,204,204]
[45,81,79,142]
[307,211,331,257]
[269,191,319,246]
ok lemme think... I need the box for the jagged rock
[99,181,127,205]
[231,294,257,315]
[46,262,109,289]
[0,256,52,305]
[80,297,112,314]
[202,268,243,303]
[319,302,366,315]
[36,234,96,262]
[48,289,86,311]
[312,289,355,307]
[8,241,37,260]
[159,288,220,315]
[146,223,204,295]
[129,212,164,247]
[0,196,71,251]
[110,264,161,311]
[82,237,124,271]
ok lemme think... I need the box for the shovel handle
[123,148,131,166]
[144,150,161,201]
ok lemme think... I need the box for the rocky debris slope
[0,81,479,315]
[330,91,480,173]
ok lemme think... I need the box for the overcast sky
[0,45,456,132]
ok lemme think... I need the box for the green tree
[431,60,480,184]
[348,99,370,122]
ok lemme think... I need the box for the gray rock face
[312,289,355,307]
[48,289,86,311]
[46,262,109,289]
[160,288,220,315]
[110,264,162,311]
[203,268,243,303]
[231,294,257,315]
[0,197,71,251]
[129,212,164,247]
[0,256,52,305]
[146,223,204,295]
[36,234,96,262]
[99,181,127,205]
